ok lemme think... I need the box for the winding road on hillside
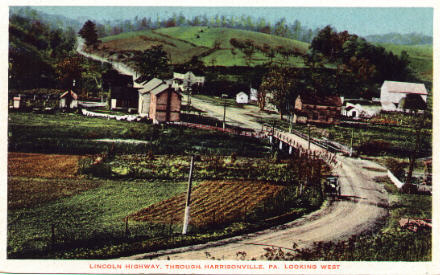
[77,39,390,260]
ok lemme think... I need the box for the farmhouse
[149,80,182,123]
[236,91,249,104]
[293,94,342,125]
[59,90,78,109]
[138,78,163,117]
[173,71,205,90]
[380,80,428,112]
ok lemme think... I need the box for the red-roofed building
[59,90,78,109]
[293,94,342,125]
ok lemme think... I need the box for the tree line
[93,14,319,43]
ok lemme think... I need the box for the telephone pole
[182,156,195,234]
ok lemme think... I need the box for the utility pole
[182,156,195,235]
[350,128,354,157]
[222,94,227,131]
[307,123,311,150]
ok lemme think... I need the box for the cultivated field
[129,180,285,227]
[8,152,84,178]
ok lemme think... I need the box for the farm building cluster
[10,67,429,126]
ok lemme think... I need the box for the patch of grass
[8,179,188,259]
[8,112,270,156]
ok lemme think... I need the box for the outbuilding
[59,90,78,109]
[149,81,182,123]
[138,78,163,117]
[236,91,249,104]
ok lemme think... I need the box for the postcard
[1,0,439,274]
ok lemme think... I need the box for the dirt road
[76,41,389,261]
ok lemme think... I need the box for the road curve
[76,41,389,261]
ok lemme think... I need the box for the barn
[138,78,163,117]
[149,81,182,123]
[59,90,78,109]
[236,91,249,104]
[293,94,342,125]
[380,81,428,112]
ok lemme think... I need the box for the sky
[28,6,433,36]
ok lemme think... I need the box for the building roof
[299,94,342,107]
[60,90,78,100]
[236,91,248,97]
[150,84,182,97]
[139,78,163,94]
[382,81,428,95]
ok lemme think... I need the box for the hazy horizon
[23,6,433,37]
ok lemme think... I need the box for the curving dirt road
[77,40,390,261]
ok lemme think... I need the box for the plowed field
[129,180,285,227]
[8,152,84,178]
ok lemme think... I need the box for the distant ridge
[364,32,432,45]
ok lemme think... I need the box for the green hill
[376,43,432,82]
[97,26,309,67]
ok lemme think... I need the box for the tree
[260,68,305,118]
[132,45,170,83]
[79,20,98,47]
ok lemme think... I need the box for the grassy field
[98,26,308,67]
[377,43,433,82]
[8,111,328,259]
[8,151,325,259]
[8,112,270,156]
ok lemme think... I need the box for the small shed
[138,78,163,117]
[236,91,249,104]
[13,96,21,109]
[59,90,78,109]
[149,81,182,123]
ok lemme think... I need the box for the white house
[342,102,380,119]
[236,91,249,104]
[380,81,428,112]
[138,78,164,117]
[173,71,205,90]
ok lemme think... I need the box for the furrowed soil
[8,152,100,209]
[8,152,84,178]
[129,180,285,227]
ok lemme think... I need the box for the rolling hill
[95,26,309,67]
[93,26,431,83]
[377,43,433,82]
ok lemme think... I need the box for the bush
[357,139,391,155]
[385,158,407,181]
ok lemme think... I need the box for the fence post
[125,217,129,237]
[51,224,55,249]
